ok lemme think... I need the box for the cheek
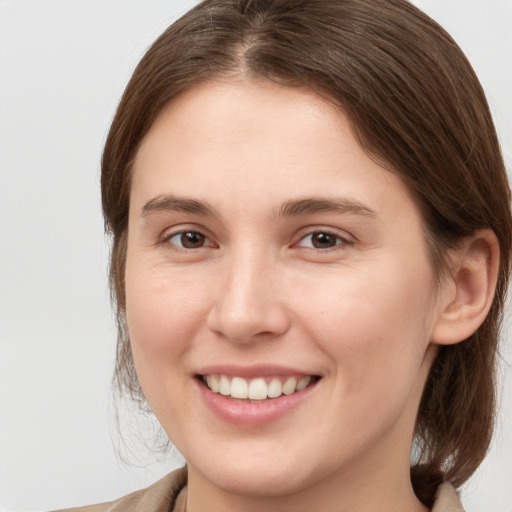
[297,261,435,393]
[124,263,209,384]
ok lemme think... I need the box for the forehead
[131,78,417,222]
[135,78,352,169]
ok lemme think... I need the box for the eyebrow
[141,194,219,218]
[140,194,376,219]
[276,197,376,218]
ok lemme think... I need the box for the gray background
[0,1,511,510]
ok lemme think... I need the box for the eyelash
[164,230,217,250]
[162,228,353,252]
[294,230,353,251]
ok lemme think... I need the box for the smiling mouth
[200,374,319,402]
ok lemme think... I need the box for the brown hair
[101,0,512,506]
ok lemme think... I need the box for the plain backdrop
[0,1,511,511]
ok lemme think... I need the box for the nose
[206,249,290,344]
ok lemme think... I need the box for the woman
[61,0,511,510]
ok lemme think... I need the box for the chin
[183,436,343,500]
[199,460,317,498]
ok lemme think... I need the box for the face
[125,79,443,500]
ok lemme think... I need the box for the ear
[431,229,500,346]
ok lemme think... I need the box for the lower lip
[195,378,318,427]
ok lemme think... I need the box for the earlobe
[431,229,500,346]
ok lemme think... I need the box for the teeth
[219,375,231,396]
[296,376,311,391]
[210,375,219,393]
[231,377,248,399]
[204,374,313,400]
[248,378,267,400]
[282,377,297,395]
[268,378,282,398]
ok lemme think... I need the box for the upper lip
[196,364,318,379]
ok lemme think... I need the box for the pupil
[181,231,205,248]
[312,232,335,248]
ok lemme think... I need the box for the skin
[124,78,461,512]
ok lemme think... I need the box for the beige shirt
[53,467,465,512]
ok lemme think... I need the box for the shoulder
[432,483,465,512]
[51,467,187,512]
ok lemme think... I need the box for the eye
[296,230,349,250]
[166,230,213,249]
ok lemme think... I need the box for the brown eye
[310,232,337,248]
[168,230,208,249]
[297,231,348,250]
